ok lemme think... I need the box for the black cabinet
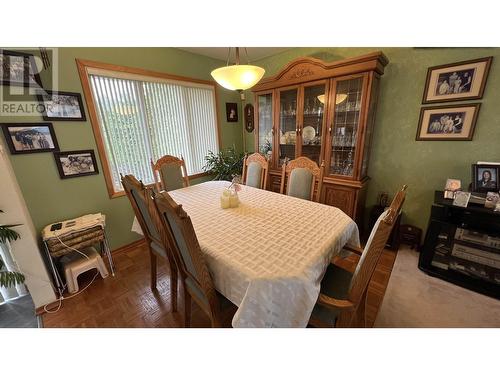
[419,191,500,299]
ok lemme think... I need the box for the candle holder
[220,176,241,209]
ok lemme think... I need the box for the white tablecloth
[132,180,360,327]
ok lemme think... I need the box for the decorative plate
[302,126,316,142]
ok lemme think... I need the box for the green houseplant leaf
[203,146,244,181]
[0,209,25,288]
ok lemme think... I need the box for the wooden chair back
[122,174,179,305]
[121,174,162,247]
[280,156,324,202]
[241,152,269,189]
[337,184,407,327]
[150,190,224,326]
[151,155,189,192]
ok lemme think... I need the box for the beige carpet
[374,246,500,327]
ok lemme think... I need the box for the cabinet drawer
[323,184,356,218]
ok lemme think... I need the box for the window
[78,60,219,197]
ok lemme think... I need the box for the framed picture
[485,192,500,209]
[452,191,471,208]
[1,123,59,154]
[0,49,42,88]
[444,178,461,199]
[422,57,492,104]
[471,164,499,193]
[226,102,238,122]
[54,149,99,179]
[416,104,480,141]
[37,90,86,121]
[244,103,254,132]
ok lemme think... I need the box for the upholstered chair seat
[280,156,324,202]
[121,174,178,312]
[242,153,269,190]
[150,241,167,258]
[308,185,407,328]
[151,155,190,192]
[309,263,353,326]
[245,162,263,188]
[159,163,185,191]
[288,168,314,200]
[149,190,236,327]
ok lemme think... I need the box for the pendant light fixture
[211,48,265,92]
[317,93,348,105]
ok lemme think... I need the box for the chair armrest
[342,244,364,256]
[331,255,359,273]
[317,293,355,311]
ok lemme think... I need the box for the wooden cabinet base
[267,170,368,229]
[322,180,368,227]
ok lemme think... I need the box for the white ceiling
[177,47,291,62]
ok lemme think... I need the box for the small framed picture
[1,123,59,154]
[444,178,461,199]
[485,192,500,209]
[226,102,238,122]
[54,149,99,179]
[416,104,480,141]
[453,191,471,208]
[472,164,499,193]
[422,56,492,104]
[0,49,42,88]
[445,178,461,191]
[37,90,86,121]
[244,103,254,132]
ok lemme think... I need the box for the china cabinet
[253,52,388,225]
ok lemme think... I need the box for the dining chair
[308,185,408,328]
[241,152,269,189]
[121,174,178,312]
[151,155,190,192]
[280,156,324,202]
[149,190,236,328]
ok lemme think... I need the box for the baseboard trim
[35,238,146,317]
[112,238,146,254]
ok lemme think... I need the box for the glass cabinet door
[329,76,364,177]
[278,88,298,166]
[257,93,273,160]
[300,84,326,165]
[360,75,380,178]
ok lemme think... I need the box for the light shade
[211,65,265,91]
[317,94,348,105]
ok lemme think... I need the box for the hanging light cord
[244,48,251,64]
[225,47,231,67]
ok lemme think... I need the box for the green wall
[1,47,244,249]
[3,47,500,249]
[244,48,500,233]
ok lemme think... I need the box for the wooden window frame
[76,58,221,198]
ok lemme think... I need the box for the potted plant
[203,146,244,181]
[0,210,25,288]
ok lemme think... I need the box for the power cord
[43,236,101,314]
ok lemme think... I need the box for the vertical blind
[89,73,218,192]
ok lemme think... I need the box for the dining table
[131,180,360,328]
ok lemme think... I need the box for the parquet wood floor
[42,242,397,328]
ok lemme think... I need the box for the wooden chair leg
[170,259,178,312]
[150,251,157,291]
[184,291,191,328]
[354,290,367,328]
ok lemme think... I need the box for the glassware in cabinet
[329,77,364,177]
[257,93,273,160]
[300,84,326,166]
[278,88,298,166]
